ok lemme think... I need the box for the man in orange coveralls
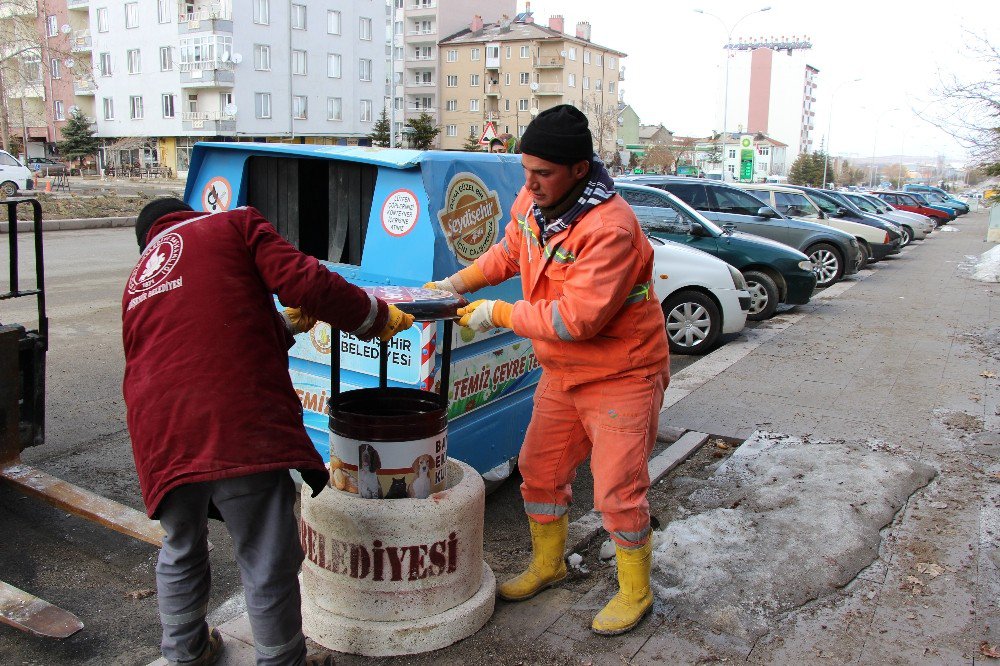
[427,104,669,635]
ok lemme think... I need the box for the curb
[0,216,135,233]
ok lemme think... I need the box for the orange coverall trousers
[519,368,668,548]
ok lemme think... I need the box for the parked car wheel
[807,243,844,288]
[858,240,871,268]
[0,180,17,197]
[899,225,912,246]
[662,290,721,355]
[743,269,779,321]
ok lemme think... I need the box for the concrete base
[303,561,496,657]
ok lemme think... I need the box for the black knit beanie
[519,104,593,165]
[136,197,193,250]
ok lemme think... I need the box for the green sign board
[676,165,698,176]
[740,148,754,182]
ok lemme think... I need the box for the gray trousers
[156,471,307,665]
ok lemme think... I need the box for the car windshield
[632,205,703,236]
[908,193,930,205]
[824,191,860,214]
[774,191,820,218]
[862,195,890,212]
[804,191,841,215]
[846,194,878,213]
[713,186,777,216]
[617,186,724,236]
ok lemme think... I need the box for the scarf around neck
[533,154,616,242]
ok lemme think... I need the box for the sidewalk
[150,210,999,665]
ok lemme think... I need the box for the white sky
[518,0,998,165]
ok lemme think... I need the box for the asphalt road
[0,226,706,664]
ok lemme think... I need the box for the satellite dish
[65,58,75,68]
[231,53,243,64]
[617,117,624,126]
[529,107,539,116]
[529,82,539,91]
[224,103,238,115]
[69,105,79,114]
[560,50,566,56]
[616,139,624,146]
[61,24,71,34]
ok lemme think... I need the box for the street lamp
[694,5,771,180]
[869,107,899,188]
[821,77,862,189]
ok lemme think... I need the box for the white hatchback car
[649,236,750,355]
[0,149,34,197]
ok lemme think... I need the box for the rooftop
[440,19,626,57]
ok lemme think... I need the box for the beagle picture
[358,443,383,499]
[407,454,435,499]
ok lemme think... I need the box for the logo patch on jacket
[436,172,502,265]
[126,233,185,310]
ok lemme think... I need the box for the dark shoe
[169,627,224,666]
[304,638,336,665]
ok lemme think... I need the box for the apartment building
[436,14,625,153]
[76,0,384,174]
[389,0,515,144]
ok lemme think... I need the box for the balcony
[178,2,233,32]
[406,2,437,16]
[179,60,235,87]
[406,28,437,41]
[534,56,565,68]
[533,83,564,95]
[73,78,96,95]
[486,56,500,69]
[406,106,437,114]
[483,111,501,122]
[406,54,435,62]
[405,80,436,89]
[71,30,92,52]
[182,110,237,132]
[484,85,500,97]
[67,0,89,9]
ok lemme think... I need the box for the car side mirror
[756,206,777,219]
[688,223,705,237]
[835,207,848,217]
[722,223,736,235]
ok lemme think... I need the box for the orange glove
[282,307,317,334]
[457,299,514,332]
[378,304,415,342]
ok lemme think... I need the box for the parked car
[619,176,863,288]
[648,235,750,354]
[615,183,817,320]
[26,156,70,177]
[872,191,955,224]
[906,191,958,219]
[788,185,906,250]
[0,149,34,196]
[903,184,969,215]
[737,183,896,267]
[842,192,935,238]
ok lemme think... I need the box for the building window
[96,7,109,32]
[102,97,114,120]
[568,47,576,61]
[360,99,372,122]
[504,72,510,85]
[254,44,270,71]
[609,57,616,69]
[99,52,112,76]
[596,53,603,67]
[608,81,615,94]
[446,74,457,87]
[471,48,480,61]
[520,45,529,58]
[292,95,307,119]
[186,94,197,112]
[469,99,479,112]
[505,46,511,59]
[291,4,306,29]
[125,2,139,28]
[504,98,510,111]
[46,16,58,37]
[162,94,175,118]
[583,76,590,90]
[127,49,141,75]
[486,45,499,60]
[292,50,307,75]
[446,99,457,111]
[595,79,602,91]
[360,17,372,40]
[158,0,171,23]
[54,100,65,121]
[327,10,341,34]
[446,49,457,62]
[50,59,61,79]
[359,58,372,81]
[160,47,173,71]
[568,73,575,87]
[255,92,271,118]
[470,125,478,137]
[518,124,527,135]
[728,149,737,159]
[129,95,143,119]
[446,124,457,137]
[518,99,528,111]
[327,97,342,120]
[470,74,479,86]
[519,72,529,85]
[327,53,341,78]
[583,51,591,64]
[253,0,269,25]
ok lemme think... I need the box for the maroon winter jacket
[122,206,388,517]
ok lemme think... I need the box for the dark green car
[616,183,817,320]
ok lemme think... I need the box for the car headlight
[798,260,814,271]
[728,265,747,290]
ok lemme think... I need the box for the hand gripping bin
[300,290,497,657]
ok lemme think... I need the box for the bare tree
[642,143,675,175]
[587,94,619,162]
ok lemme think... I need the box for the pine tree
[57,108,99,169]
[405,112,440,150]
[368,109,391,147]
[462,131,483,151]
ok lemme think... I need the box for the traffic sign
[479,122,498,146]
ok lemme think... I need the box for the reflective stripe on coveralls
[160,603,209,626]
[552,280,651,342]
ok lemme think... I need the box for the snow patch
[972,245,1000,283]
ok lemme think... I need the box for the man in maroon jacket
[123,198,412,666]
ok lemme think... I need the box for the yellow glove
[423,277,459,294]
[378,304,415,342]
[457,299,514,332]
[282,307,317,335]
[423,264,490,295]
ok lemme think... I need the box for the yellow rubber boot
[592,540,654,635]
[497,515,568,601]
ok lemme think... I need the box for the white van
[0,149,34,196]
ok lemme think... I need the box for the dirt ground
[8,191,168,220]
